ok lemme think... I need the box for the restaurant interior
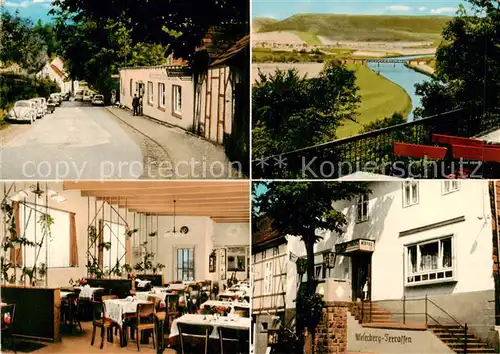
[0,181,251,354]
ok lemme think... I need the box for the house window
[172,85,182,116]
[120,78,124,95]
[147,81,153,105]
[176,248,194,281]
[263,260,274,295]
[262,249,267,260]
[403,181,419,207]
[356,193,369,222]
[314,264,323,280]
[19,205,71,268]
[443,181,460,194]
[406,236,454,286]
[227,247,246,272]
[273,246,279,256]
[101,220,126,272]
[129,79,133,96]
[158,83,166,107]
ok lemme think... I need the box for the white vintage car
[50,93,62,106]
[6,100,36,123]
[30,98,45,118]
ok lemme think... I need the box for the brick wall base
[314,302,349,354]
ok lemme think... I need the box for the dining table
[75,286,104,300]
[168,313,250,346]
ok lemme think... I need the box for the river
[367,55,432,121]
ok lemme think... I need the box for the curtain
[69,213,78,266]
[10,202,22,266]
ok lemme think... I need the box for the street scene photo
[0,0,249,179]
[251,0,500,179]
[252,180,500,354]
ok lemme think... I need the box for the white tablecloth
[104,298,150,327]
[167,283,186,291]
[75,286,104,300]
[201,300,250,313]
[60,291,73,299]
[135,292,165,302]
[169,314,250,339]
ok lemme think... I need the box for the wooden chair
[1,304,16,353]
[177,323,213,354]
[393,142,447,159]
[90,301,117,349]
[101,295,118,301]
[64,293,82,332]
[148,296,166,352]
[218,327,250,354]
[134,302,156,351]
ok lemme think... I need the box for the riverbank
[405,62,436,78]
[253,62,412,138]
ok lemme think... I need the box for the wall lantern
[209,251,216,273]
[267,328,279,345]
[323,251,336,269]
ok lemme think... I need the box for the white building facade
[37,57,80,94]
[253,181,498,352]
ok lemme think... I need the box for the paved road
[0,101,144,179]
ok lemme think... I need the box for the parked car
[29,98,44,118]
[61,92,70,101]
[6,100,36,123]
[91,94,105,106]
[82,91,92,102]
[50,93,62,106]
[74,90,84,101]
[46,98,56,113]
[32,97,47,116]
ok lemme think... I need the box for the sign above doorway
[335,239,375,255]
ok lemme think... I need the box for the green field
[336,64,412,138]
[252,17,278,32]
[255,14,451,42]
[293,31,322,45]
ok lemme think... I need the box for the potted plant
[148,231,157,237]
[125,228,138,237]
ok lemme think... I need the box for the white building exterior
[37,57,80,94]
[118,64,195,131]
[253,181,498,352]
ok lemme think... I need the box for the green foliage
[252,48,332,63]
[296,285,325,328]
[361,113,405,133]
[86,259,103,279]
[416,0,499,117]
[0,11,49,73]
[256,14,450,42]
[0,73,60,110]
[252,60,360,160]
[296,258,307,276]
[51,0,249,62]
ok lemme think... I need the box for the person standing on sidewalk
[132,94,139,116]
[138,94,144,116]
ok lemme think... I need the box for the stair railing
[425,295,468,353]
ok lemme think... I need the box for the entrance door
[351,254,372,301]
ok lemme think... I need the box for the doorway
[351,253,372,301]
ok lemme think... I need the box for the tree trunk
[303,235,316,354]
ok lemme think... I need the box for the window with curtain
[172,85,182,115]
[263,260,274,295]
[403,181,419,207]
[129,79,133,96]
[147,81,153,105]
[443,180,460,194]
[19,204,71,268]
[101,220,126,272]
[176,248,194,281]
[406,236,454,286]
[158,83,166,107]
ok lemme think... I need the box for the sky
[1,0,54,22]
[252,0,468,19]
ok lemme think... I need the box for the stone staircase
[429,324,496,353]
[351,301,393,324]
[350,302,497,353]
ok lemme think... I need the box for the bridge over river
[341,58,428,65]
